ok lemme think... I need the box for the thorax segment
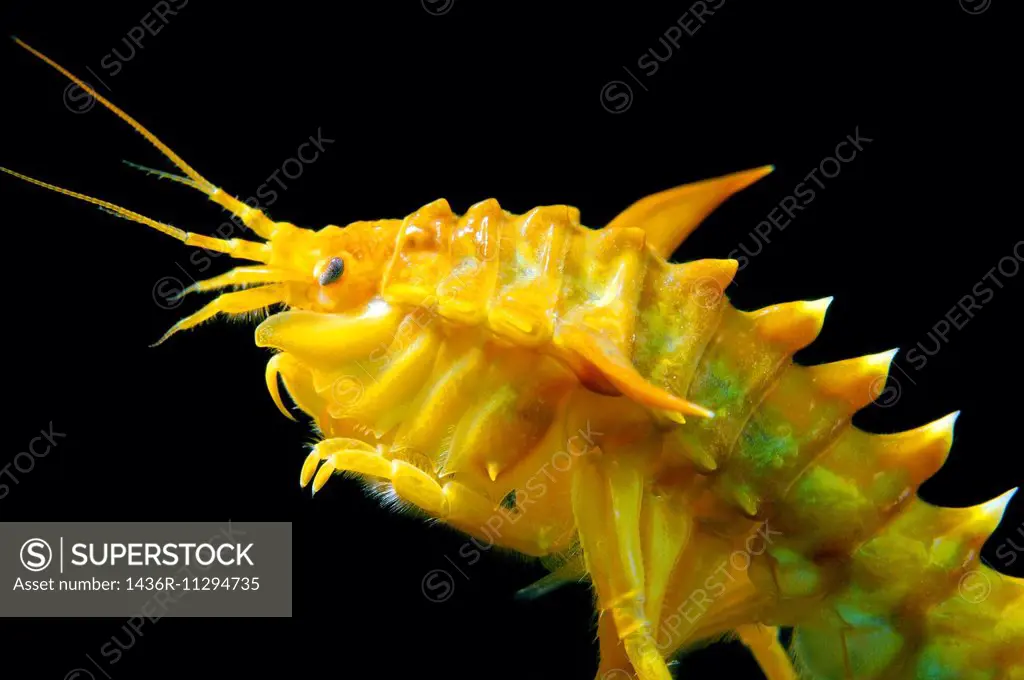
[380,198,650,356]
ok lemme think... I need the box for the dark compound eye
[317,257,345,285]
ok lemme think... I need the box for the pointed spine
[605,165,775,258]
[747,297,833,353]
[806,348,900,411]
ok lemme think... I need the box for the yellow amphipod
[3,39,1021,680]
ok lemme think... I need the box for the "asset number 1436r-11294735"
[126,577,260,591]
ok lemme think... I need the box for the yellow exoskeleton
[3,39,1021,680]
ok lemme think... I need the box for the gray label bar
[0,522,291,617]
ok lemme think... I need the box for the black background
[1,1,1020,678]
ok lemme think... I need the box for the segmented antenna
[10,37,278,239]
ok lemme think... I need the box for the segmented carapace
[3,39,1021,680]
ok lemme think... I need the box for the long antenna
[10,37,279,239]
[0,166,270,262]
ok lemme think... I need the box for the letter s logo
[20,538,53,572]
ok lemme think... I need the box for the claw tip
[300,451,320,488]
[311,462,335,495]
